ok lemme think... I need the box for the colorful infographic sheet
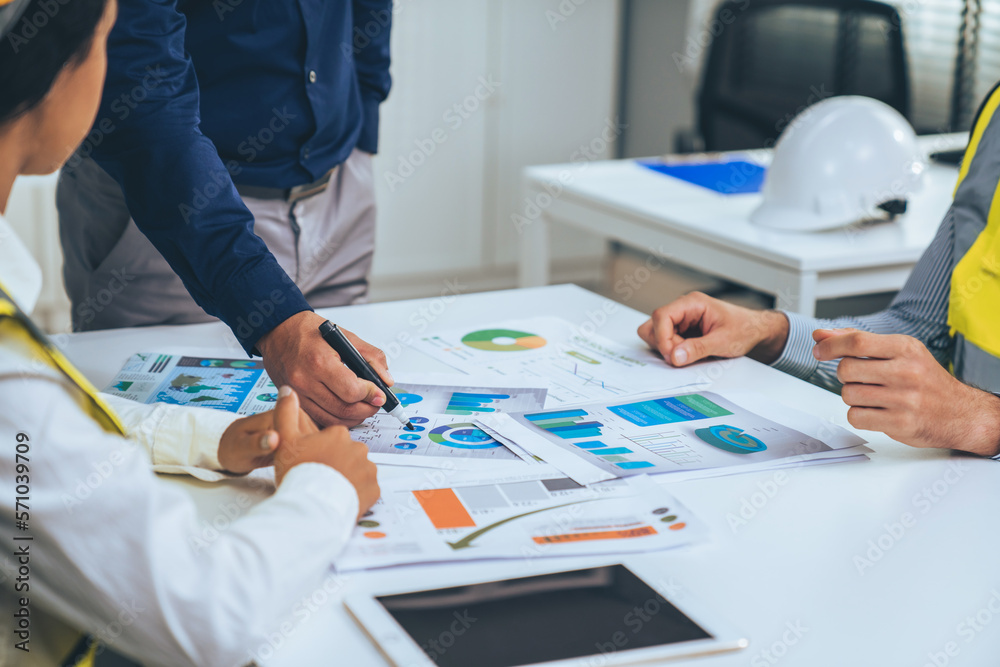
[336,472,706,571]
[105,356,548,469]
[349,378,548,469]
[487,391,866,485]
[103,352,277,415]
[410,317,701,407]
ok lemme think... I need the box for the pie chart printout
[461,329,548,352]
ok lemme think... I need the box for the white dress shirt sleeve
[0,374,359,667]
[101,393,240,481]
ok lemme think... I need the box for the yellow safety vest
[0,282,124,667]
[949,85,1000,359]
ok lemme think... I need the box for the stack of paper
[408,317,704,407]
[104,316,870,572]
[336,471,706,572]
[476,389,870,486]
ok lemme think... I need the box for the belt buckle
[287,167,336,204]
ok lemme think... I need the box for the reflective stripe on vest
[949,84,1000,375]
[0,283,124,435]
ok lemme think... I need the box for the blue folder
[638,159,767,194]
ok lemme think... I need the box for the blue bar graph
[525,409,588,422]
[445,392,511,415]
[525,409,605,439]
[616,461,656,470]
[573,440,608,450]
[547,422,604,439]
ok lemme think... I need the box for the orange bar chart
[413,488,477,529]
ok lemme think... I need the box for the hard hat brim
[749,202,871,233]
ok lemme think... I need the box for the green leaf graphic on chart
[446,500,596,550]
[170,374,220,393]
[171,373,203,387]
[182,385,220,393]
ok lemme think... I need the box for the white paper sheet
[102,351,277,414]
[348,376,549,469]
[335,474,706,571]
[485,390,868,485]
[103,355,550,470]
[409,317,701,407]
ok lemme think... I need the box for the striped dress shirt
[771,211,955,390]
[767,207,1000,458]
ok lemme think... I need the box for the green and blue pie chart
[429,423,500,449]
[461,328,547,352]
[694,424,766,454]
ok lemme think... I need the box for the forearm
[125,464,358,665]
[92,132,312,351]
[37,464,357,666]
[961,390,1000,458]
[3,381,358,666]
[771,211,956,392]
[92,0,311,351]
[101,393,237,480]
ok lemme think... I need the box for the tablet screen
[376,565,712,667]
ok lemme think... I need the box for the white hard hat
[750,96,925,232]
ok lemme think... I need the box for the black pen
[318,321,415,430]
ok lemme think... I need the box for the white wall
[5,173,70,333]
[369,0,622,299]
[620,0,697,158]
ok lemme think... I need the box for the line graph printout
[410,317,701,407]
[103,352,277,415]
[348,379,548,469]
[488,391,866,485]
[336,472,706,571]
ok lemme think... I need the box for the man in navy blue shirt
[57,0,395,426]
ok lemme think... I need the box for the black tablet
[346,563,747,667]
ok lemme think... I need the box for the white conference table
[63,285,1000,666]
[519,134,968,316]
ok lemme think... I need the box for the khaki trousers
[57,149,376,331]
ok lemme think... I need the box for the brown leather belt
[235,166,337,204]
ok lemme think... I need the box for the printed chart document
[336,472,706,571]
[103,355,547,469]
[486,390,869,485]
[103,352,278,414]
[348,376,548,469]
[409,317,701,407]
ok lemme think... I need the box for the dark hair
[0,0,108,124]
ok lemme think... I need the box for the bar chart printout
[524,410,604,439]
[499,392,838,480]
[445,392,513,415]
[347,379,548,468]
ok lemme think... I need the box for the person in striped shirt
[639,87,1000,459]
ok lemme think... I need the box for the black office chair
[682,0,910,152]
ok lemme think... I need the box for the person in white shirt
[0,0,379,665]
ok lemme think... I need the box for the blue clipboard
[638,159,767,194]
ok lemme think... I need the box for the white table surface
[63,285,1000,666]
[520,135,969,316]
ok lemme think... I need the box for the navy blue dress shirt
[88,0,392,353]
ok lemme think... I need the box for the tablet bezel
[344,562,748,667]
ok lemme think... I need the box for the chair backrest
[697,0,910,151]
